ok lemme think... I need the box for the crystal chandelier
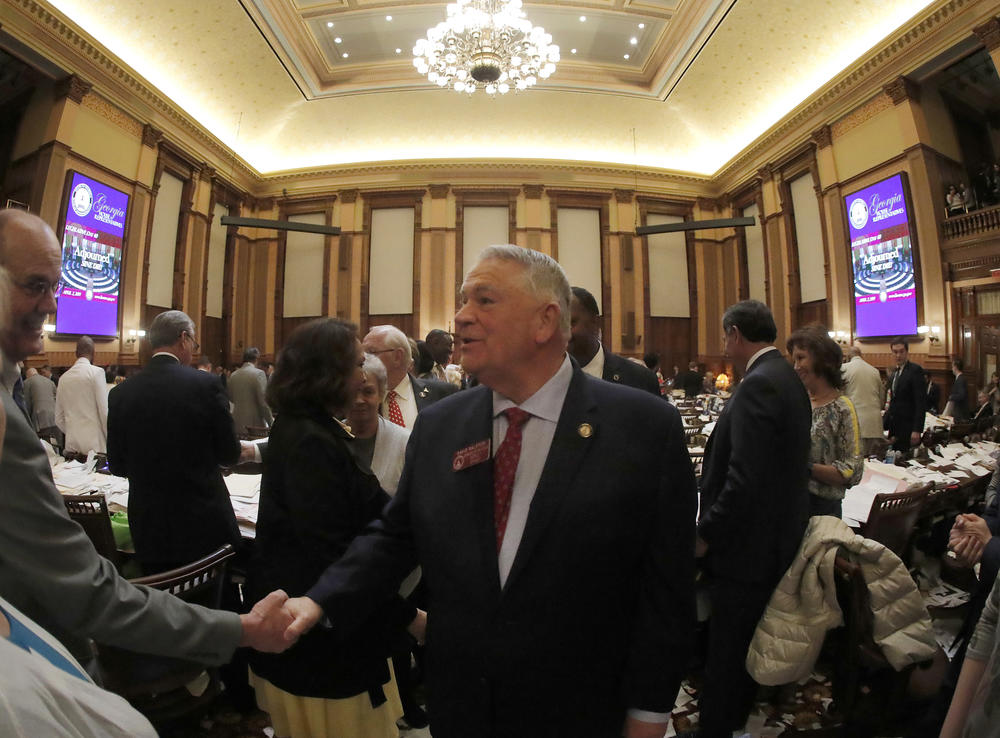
[413,0,559,95]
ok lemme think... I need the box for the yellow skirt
[249,661,403,738]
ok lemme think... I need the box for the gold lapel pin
[577,423,593,438]
[612,374,620,381]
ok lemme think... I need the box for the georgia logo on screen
[71,182,93,217]
[849,197,869,230]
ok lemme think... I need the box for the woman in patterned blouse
[787,326,864,518]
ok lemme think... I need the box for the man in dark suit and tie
[696,299,811,737]
[108,310,244,574]
[282,245,697,738]
[568,285,661,396]
[885,337,926,452]
[362,323,457,428]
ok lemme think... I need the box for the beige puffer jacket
[746,515,937,685]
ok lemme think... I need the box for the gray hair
[477,244,571,337]
[363,352,389,401]
[148,310,195,350]
[847,344,863,359]
[369,324,412,359]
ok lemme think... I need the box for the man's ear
[535,302,562,345]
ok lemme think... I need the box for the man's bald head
[0,210,62,362]
[847,343,863,359]
[76,335,95,360]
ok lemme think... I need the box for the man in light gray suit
[0,209,292,669]
[228,347,273,434]
[841,343,886,456]
[23,365,60,445]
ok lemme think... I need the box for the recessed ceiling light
[334,37,342,43]
[396,48,402,54]
[579,15,586,22]
[630,37,638,45]
[638,23,645,29]
[623,54,630,60]
[571,48,577,54]
[386,15,392,21]
[326,21,333,28]
[342,52,349,58]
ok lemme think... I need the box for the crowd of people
[1,206,999,738]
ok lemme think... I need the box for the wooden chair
[97,545,236,725]
[860,484,930,566]
[828,551,931,734]
[63,494,122,569]
[949,422,975,442]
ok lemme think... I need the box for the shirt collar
[73,357,91,366]
[392,374,413,401]
[151,351,180,362]
[746,345,778,373]
[581,343,605,379]
[493,354,573,424]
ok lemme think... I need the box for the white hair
[368,324,412,360]
[477,244,571,337]
[362,352,388,401]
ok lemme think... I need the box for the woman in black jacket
[246,318,420,738]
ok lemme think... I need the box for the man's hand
[282,596,325,642]
[695,536,708,558]
[910,431,921,448]
[407,609,427,645]
[238,441,258,464]
[239,589,293,652]
[622,715,668,738]
[950,514,992,567]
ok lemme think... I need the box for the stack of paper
[843,469,907,527]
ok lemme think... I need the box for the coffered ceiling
[30,0,944,176]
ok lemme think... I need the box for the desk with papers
[841,440,997,529]
[46,446,262,539]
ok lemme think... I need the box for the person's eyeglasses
[183,331,200,351]
[16,278,65,299]
[367,348,397,355]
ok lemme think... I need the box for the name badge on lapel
[452,439,490,471]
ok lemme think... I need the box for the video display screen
[55,172,128,338]
[844,173,918,338]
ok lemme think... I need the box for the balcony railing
[942,204,1000,240]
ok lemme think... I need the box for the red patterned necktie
[493,407,532,553]
[387,390,405,427]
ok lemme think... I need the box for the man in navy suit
[696,299,811,737]
[283,245,697,738]
[885,336,926,452]
[568,286,662,396]
[108,310,244,573]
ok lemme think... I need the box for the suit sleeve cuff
[627,708,670,723]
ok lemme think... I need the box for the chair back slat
[62,494,119,567]
[862,484,930,564]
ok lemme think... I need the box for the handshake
[949,513,993,568]
[238,591,428,653]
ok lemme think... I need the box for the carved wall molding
[973,17,1000,51]
[523,184,545,199]
[810,124,832,149]
[830,93,894,139]
[883,75,921,104]
[613,189,634,203]
[338,189,359,204]
[81,92,143,137]
[142,124,163,149]
[54,73,91,103]
[428,184,451,198]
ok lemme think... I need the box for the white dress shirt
[745,345,779,373]
[55,357,108,454]
[381,375,418,429]
[491,354,668,725]
[580,343,605,380]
